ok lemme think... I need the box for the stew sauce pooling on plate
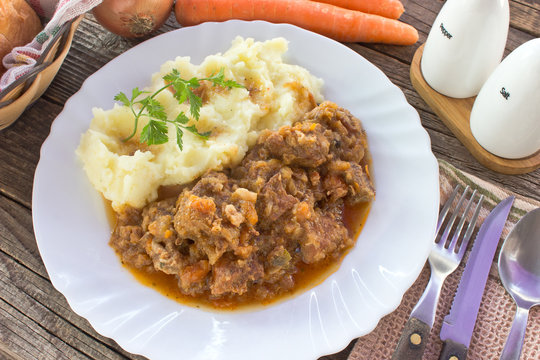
[110,101,375,310]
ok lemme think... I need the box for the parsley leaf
[162,69,180,83]
[184,125,211,139]
[141,120,168,145]
[141,98,167,121]
[171,81,187,104]
[114,68,244,150]
[114,92,130,107]
[187,77,200,88]
[186,90,202,120]
[175,112,190,125]
[207,68,245,89]
[131,87,147,101]
[175,126,184,151]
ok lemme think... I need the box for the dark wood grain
[0,99,60,207]
[0,1,539,360]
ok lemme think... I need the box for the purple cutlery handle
[391,317,431,360]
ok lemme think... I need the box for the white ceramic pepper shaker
[421,0,510,98]
[470,38,540,159]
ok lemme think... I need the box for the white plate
[33,21,439,360]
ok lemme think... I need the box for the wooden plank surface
[0,1,539,359]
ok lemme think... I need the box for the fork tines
[436,185,484,255]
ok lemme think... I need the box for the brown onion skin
[93,0,173,38]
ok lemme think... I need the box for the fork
[391,185,484,360]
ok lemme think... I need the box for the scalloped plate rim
[32,20,438,360]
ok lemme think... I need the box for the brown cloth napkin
[348,159,540,360]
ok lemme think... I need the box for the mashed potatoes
[77,37,324,210]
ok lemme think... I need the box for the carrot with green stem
[311,0,404,19]
[175,0,418,45]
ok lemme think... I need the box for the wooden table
[1,1,539,359]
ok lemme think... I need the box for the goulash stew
[110,101,375,309]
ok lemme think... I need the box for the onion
[93,0,174,38]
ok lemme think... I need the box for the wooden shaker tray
[410,44,540,175]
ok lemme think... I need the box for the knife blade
[438,195,515,360]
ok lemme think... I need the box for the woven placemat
[348,159,540,360]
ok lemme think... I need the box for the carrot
[311,0,404,19]
[175,0,418,45]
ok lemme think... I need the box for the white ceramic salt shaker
[421,0,509,98]
[470,38,540,159]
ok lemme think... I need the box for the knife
[438,195,515,360]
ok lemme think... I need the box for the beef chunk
[257,172,298,224]
[109,206,152,269]
[174,192,237,265]
[298,206,350,264]
[146,234,184,275]
[233,158,281,193]
[210,255,264,296]
[259,122,330,167]
[342,162,376,204]
[179,260,210,295]
[304,101,368,163]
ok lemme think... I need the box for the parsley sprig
[114,68,244,150]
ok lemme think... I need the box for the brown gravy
[106,198,370,311]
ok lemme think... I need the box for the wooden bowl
[0,15,83,130]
